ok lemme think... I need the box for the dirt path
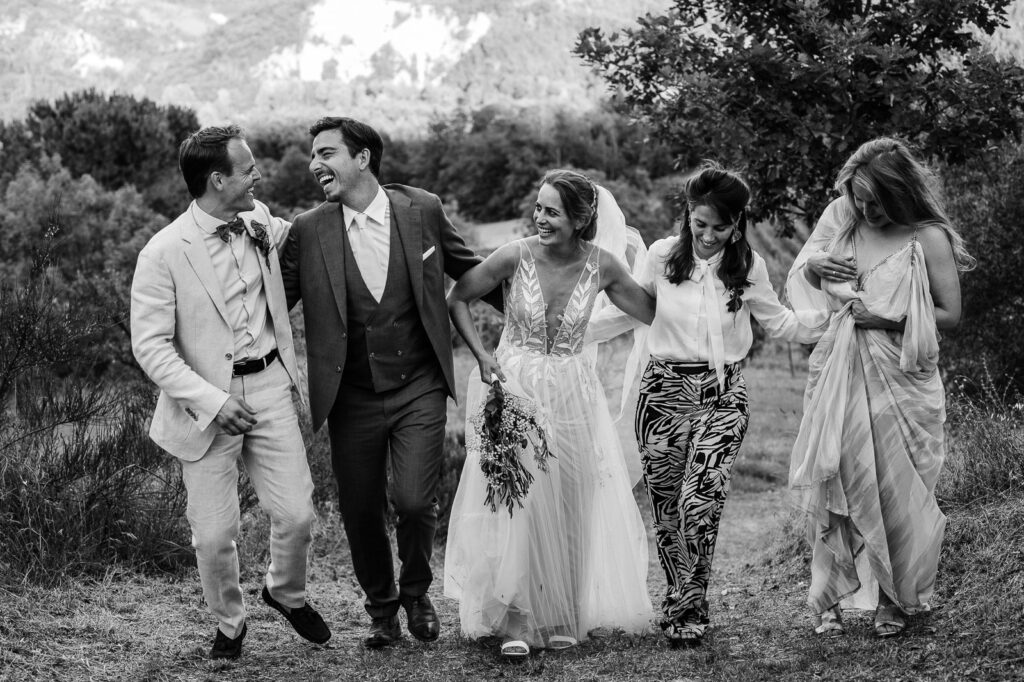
[715,488,791,573]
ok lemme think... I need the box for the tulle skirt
[443,344,652,647]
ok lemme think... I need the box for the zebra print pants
[635,359,749,635]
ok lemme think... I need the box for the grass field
[2,342,1022,681]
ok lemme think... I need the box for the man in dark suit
[280,117,496,648]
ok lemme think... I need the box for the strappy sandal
[874,604,906,638]
[664,622,704,647]
[546,635,577,650]
[813,605,845,636]
[500,639,530,658]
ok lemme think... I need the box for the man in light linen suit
[131,125,330,660]
[280,117,500,649]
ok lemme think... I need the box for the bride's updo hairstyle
[664,162,753,290]
[539,169,599,241]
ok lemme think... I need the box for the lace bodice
[502,240,601,357]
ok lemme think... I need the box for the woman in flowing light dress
[443,170,654,658]
[786,137,974,638]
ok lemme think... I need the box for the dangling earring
[731,229,741,243]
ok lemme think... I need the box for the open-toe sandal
[546,635,578,650]
[874,604,906,638]
[665,622,704,647]
[500,639,530,658]
[813,605,845,636]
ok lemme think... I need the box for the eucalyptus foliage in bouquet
[470,379,554,516]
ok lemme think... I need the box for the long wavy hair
[664,162,753,288]
[834,137,975,271]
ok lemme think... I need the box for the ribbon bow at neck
[697,259,727,391]
[215,217,245,242]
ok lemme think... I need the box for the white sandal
[500,639,530,658]
[813,605,845,636]
[546,635,578,650]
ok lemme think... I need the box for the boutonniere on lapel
[726,285,745,313]
[249,220,273,270]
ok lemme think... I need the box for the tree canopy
[1,89,199,219]
[576,0,1024,231]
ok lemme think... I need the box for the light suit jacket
[281,184,497,431]
[130,200,300,461]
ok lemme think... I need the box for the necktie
[216,217,245,242]
[698,259,727,391]
[348,212,387,302]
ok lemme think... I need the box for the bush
[0,159,165,381]
[435,429,468,542]
[940,142,1024,393]
[0,383,193,583]
[938,370,1024,510]
[0,238,193,583]
[451,300,506,354]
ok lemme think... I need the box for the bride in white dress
[443,170,654,657]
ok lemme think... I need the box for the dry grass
[2,349,1021,681]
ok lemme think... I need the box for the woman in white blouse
[635,164,823,646]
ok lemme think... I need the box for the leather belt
[659,360,714,375]
[232,348,279,377]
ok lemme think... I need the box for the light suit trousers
[179,359,315,638]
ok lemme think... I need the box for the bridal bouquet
[470,379,554,516]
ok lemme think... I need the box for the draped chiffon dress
[787,200,947,615]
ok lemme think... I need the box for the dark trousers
[326,374,447,618]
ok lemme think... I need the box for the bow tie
[215,217,246,242]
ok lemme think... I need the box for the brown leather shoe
[401,594,440,642]
[365,615,402,649]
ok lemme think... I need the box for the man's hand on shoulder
[213,395,258,435]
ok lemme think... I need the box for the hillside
[0,0,669,131]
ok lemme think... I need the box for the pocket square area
[422,246,436,261]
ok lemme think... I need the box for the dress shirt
[639,237,821,377]
[192,202,275,362]
[343,186,391,302]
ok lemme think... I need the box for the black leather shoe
[210,623,247,660]
[261,586,331,644]
[401,594,440,642]
[365,615,402,649]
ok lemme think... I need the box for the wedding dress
[443,239,652,647]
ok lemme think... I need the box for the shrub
[435,429,468,542]
[940,142,1024,393]
[938,370,1024,510]
[450,301,506,354]
[0,236,193,583]
[0,383,193,583]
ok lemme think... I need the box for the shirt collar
[343,186,388,231]
[192,202,245,236]
[693,250,724,274]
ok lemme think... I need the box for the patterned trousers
[635,359,749,634]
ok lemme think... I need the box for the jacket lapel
[315,205,349,326]
[252,226,288,336]
[180,221,231,327]
[387,188,424,312]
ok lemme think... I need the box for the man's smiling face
[309,128,364,204]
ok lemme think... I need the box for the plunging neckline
[852,234,916,291]
[524,241,596,354]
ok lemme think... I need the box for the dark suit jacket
[281,184,493,431]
